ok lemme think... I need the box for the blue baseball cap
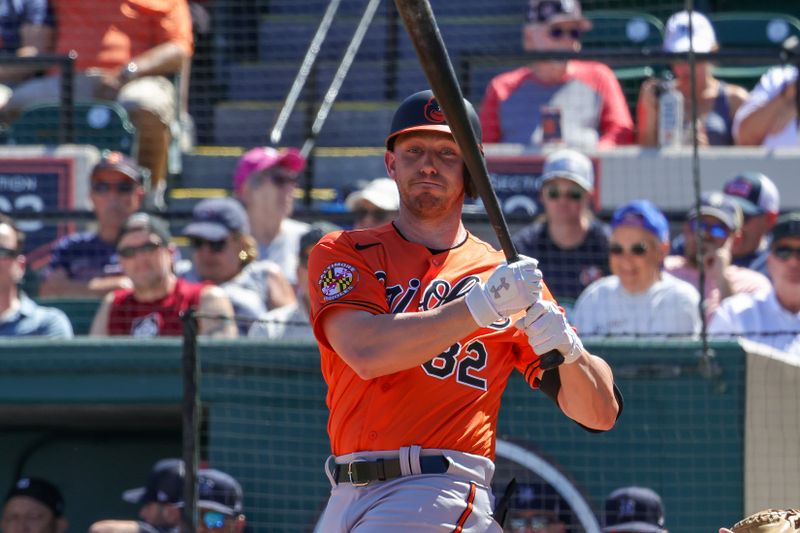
[122,458,184,505]
[611,200,670,243]
[183,198,250,241]
[603,486,666,533]
[197,469,243,515]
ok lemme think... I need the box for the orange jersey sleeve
[308,223,559,460]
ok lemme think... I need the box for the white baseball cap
[345,178,400,212]
[663,11,717,53]
[539,149,595,193]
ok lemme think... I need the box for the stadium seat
[709,12,800,84]
[583,10,665,51]
[35,298,100,335]
[8,101,137,155]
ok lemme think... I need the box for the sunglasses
[354,208,391,220]
[117,241,163,259]
[689,219,730,240]
[549,26,582,40]
[509,515,560,532]
[0,246,19,259]
[201,511,229,529]
[92,181,136,194]
[772,245,800,261]
[190,238,227,253]
[545,185,583,201]
[609,242,649,256]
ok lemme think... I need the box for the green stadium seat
[709,12,800,84]
[583,10,666,51]
[35,297,101,336]
[8,101,137,155]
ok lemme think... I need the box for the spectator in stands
[345,177,400,230]
[733,65,798,147]
[39,151,146,298]
[504,482,570,533]
[723,172,780,275]
[0,214,72,337]
[479,0,633,148]
[249,221,339,341]
[0,0,54,107]
[512,149,608,311]
[664,192,771,319]
[180,197,295,334]
[196,468,246,533]
[1,477,67,533]
[0,0,193,208]
[234,147,308,286]
[573,200,701,338]
[90,458,184,533]
[89,213,236,337]
[602,486,667,533]
[709,212,800,354]
[636,11,748,147]
[720,509,800,533]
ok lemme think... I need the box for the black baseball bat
[393,0,564,370]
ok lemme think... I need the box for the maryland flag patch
[319,262,358,301]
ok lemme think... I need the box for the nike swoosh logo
[354,242,381,251]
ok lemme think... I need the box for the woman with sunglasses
[664,192,770,320]
[573,200,701,338]
[709,211,800,354]
[479,0,633,148]
[512,149,610,313]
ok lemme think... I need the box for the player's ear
[384,150,397,179]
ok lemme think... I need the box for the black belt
[334,455,449,486]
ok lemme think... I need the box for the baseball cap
[602,486,666,533]
[92,150,147,184]
[5,477,65,517]
[725,509,800,533]
[688,191,743,231]
[345,178,400,212]
[300,221,341,257]
[232,147,306,195]
[771,211,800,243]
[539,149,595,193]
[723,172,780,216]
[183,198,250,241]
[509,483,570,520]
[117,213,173,245]
[611,200,670,242]
[663,10,717,53]
[385,90,481,150]
[197,469,243,516]
[525,0,592,30]
[122,458,185,505]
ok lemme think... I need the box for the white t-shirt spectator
[708,289,800,355]
[258,218,310,285]
[573,272,701,338]
[248,302,313,342]
[732,65,798,148]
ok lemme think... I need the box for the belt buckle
[347,459,370,487]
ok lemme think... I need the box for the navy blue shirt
[512,218,610,304]
[0,293,73,337]
[0,0,53,53]
[46,231,121,281]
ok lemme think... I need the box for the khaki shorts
[4,72,176,125]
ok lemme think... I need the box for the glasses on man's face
[117,241,163,259]
[609,242,649,257]
[0,246,19,259]
[190,237,227,253]
[252,170,299,189]
[355,207,391,221]
[92,181,136,194]
[689,219,730,240]
[509,514,560,532]
[545,185,583,201]
[201,511,229,530]
[549,26,582,40]
[772,245,800,261]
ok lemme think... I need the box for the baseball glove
[726,509,800,533]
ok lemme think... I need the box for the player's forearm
[556,351,618,430]
[325,300,479,379]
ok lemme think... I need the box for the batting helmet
[385,90,481,199]
[385,90,482,150]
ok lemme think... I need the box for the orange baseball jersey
[308,223,557,460]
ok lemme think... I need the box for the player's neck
[394,210,467,250]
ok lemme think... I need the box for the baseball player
[308,90,621,532]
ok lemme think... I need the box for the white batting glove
[465,256,542,327]
[517,300,584,365]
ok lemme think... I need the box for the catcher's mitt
[727,509,800,533]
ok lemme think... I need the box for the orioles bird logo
[423,96,446,123]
